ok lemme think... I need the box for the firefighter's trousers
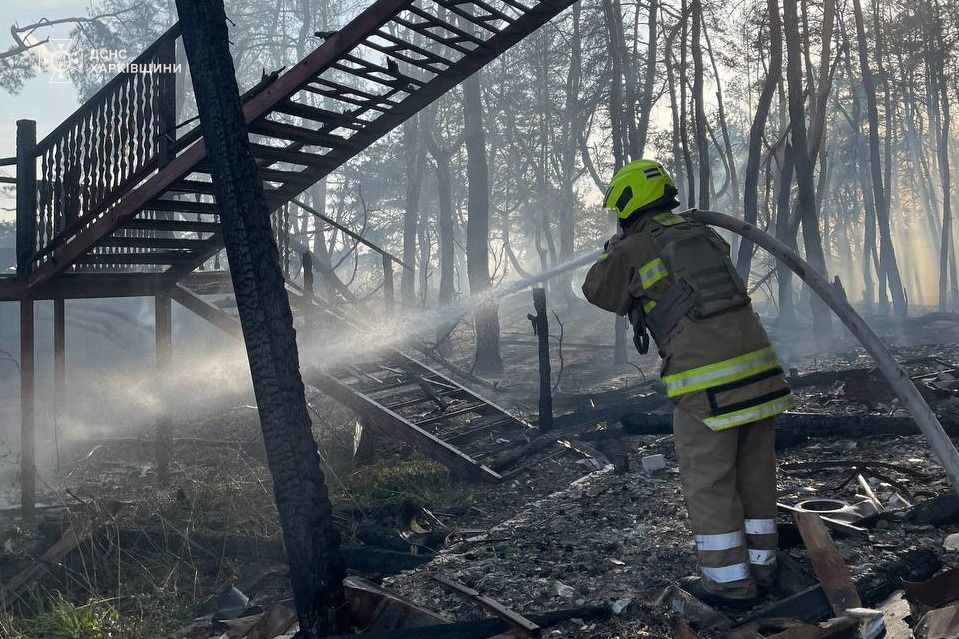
[673,406,778,599]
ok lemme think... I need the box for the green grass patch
[347,455,472,510]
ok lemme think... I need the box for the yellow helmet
[603,159,679,222]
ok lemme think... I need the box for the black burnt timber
[250,141,330,164]
[271,101,365,130]
[413,403,488,426]
[338,52,427,86]
[399,7,486,48]
[435,0,516,26]
[323,606,610,639]
[364,32,453,71]
[258,167,315,186]
[125,218,221,233]
[76,252,198,266]
[429,0,508,31]
[149,198,220,214]
[98,237,210,250]
[432,574,541,637]
[0,273,169,301]
[620,410,959,444]
[248,119,360,150]
[736,548,941,625]
[166,179,218,195]
[161,235,227,279]
[301,80,394,112]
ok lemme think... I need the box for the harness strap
[645,279,696,342]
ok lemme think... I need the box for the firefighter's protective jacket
[582,209,793,430]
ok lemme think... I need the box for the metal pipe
[690,208,959,496]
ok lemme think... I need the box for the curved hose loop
[688,209,959,496]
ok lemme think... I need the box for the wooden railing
[18,24,181,274]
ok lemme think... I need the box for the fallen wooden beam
[737,548,941,625]
[621,410,959,448]
[793,512,863,615]
[432,574,541,637]
[322,606,610,639]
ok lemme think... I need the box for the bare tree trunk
[679,0,696,204]
[852,0,907,317]
[604,0,629,363]
[933,44,953,311]
[174,0,345,635]
[463,70,503,375]
[702,17,739,210]
[635,0,658,155]
[775,149,797,324]
[557,2,584,306]
[418,206,431,307]
[783,0,832,339]
[665,23,688,206]
[401,115,426,305]
[691,0,710,209]
[737,0,783,279]
[424,109,456,305]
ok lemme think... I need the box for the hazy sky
[1,1,91,219]
[1,1,92,155]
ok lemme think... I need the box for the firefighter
[582,158,793,609]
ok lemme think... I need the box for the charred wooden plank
[432,574,541,637]
[323,606,610,639]
[793,512,862,615]
[248,141,330,165]
[98,236,211,250]
[76,251,198,266]
[737,549,941,625]
[125,218,221,233]
[271,101,365,130]
[249,119,361,150]
[149,198,220,214]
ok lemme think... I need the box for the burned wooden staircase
[173,282,531,482]
[5,0,582,483]
[11,0,581,288]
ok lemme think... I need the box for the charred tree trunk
[852,0,907,317]
[174,1,345,635]
[463,71,503,375]
[530,288,553,432]
[737,0,783,280]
